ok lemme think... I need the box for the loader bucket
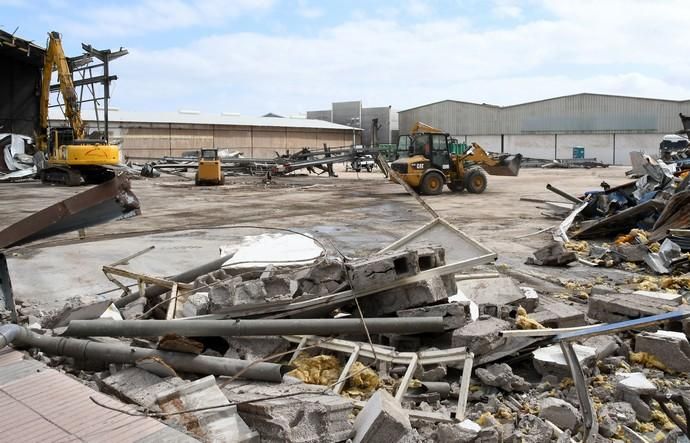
[482,153,523,176]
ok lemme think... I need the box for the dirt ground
[0,165,635,310]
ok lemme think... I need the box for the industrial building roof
[49,109,362,131]
[400,93,690,112]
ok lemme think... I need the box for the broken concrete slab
[632,290,684,304]
[538,397,581,432]
[346,250,420,292]
[121,296,146,319]
[98,367,185,412]
[182,291,209,317]
[353,389,412,443]
[635,330,690,372]
[158,375,259,442]
[588,291,678,323]
[435,420,480,442]
[456,277,534,313]
[451,317,510,356]
[581,335,620,359]
[221,378,354,443]
[397,302,468,330]
[224,336,291,362]
[532,343,596,377]
[530,297,586,328]
[475,363,531,392]
[615,372,656,421]
[136,355,178,378]
[359,275,449,316]
[597,402,636,438]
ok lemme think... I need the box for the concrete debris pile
[4,224,690,442]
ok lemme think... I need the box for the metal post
[63,318,446,338]
[456,352,474,421]
[0,253,17,323]
[395,353,418,402]
[103,52,109,143]
[559,341,598,441]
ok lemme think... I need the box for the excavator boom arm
[38,31,85,151]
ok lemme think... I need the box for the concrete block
[527,242,577,266]
[262,276,298,301]
[208,276,242,311]
[158,375,259,442]
[451,317,510,355]
[360,275,449,316]
[182,292,209,317]
[346,250,420,291]
[538,397,581,431]
[99,367,185,411]
[532,344,596,377]
[234,280,268,305]
[635,330,690,372]
[222,379,354,443]
[475,363,531,392]
[632,290,683,304]
[456,277,532,313]
[353,389,411,443]
[397,302,468,330]
[530,298,586,328]
[588,292,677,323]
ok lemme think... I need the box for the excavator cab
[195,148,225,186]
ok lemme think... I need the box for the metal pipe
[0,324,285,382]
[64,317,445,338]
[546,184,584,205]
[114,253,234,307]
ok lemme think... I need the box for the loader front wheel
[465,168,488,194]
[420,171,444,195]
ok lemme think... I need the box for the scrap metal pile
[535,152,690,277]
[134,145,377,179]
[3,208,690,442]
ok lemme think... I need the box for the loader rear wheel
[447,181,465,193]
[465,168,488,194]
[420,171,444,195]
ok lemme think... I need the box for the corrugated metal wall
[400,95,690,136]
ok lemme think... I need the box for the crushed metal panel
[378,217,496,264]
[0,174,140,249]
[572,199,666,239]
[649,191,690,242]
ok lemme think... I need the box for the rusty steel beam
[0,174,140,249]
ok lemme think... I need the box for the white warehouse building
[398,93,690,165]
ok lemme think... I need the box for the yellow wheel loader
[390,123,522,195]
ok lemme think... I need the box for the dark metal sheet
[0,174,140,249]
[573,199,666,239]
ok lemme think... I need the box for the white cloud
[491,0,522,18]
[296,0,323,19]
[59,0,275,37]
[406,0,432,16]
[104,1,690,115]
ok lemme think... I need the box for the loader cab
[409,133,451,171]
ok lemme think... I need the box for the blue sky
[3,0,690,116]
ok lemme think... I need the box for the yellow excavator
[389,122,522,195]
[35,32,120,185]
